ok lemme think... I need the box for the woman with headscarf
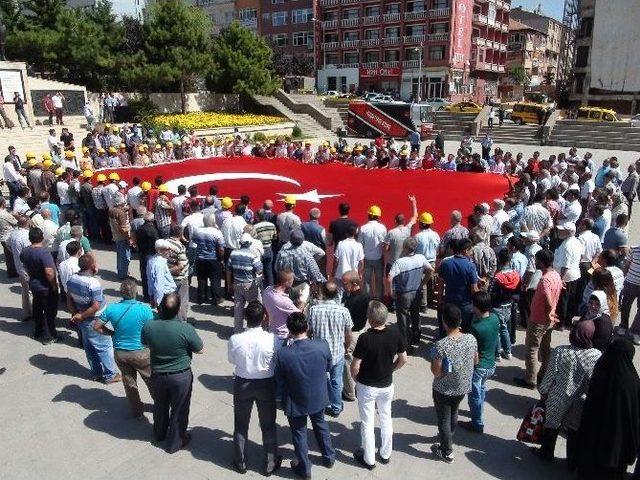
[531,320,602,462]
[577,338,640,480]
[574,291,613,352]
[581,268,619,321]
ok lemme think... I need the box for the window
[405,48,421,60]
[323,11,338,21]
[365,6,381,16]
[292,8,313,24]
[272,33,288,46]
[429,45,445,60]
[578,17,593,38]
[364,29,380,39]
[326,53,339,64]
[238,8,257,21]
[324,32,339,42]
[432,0,449,8]
[406,25,426,36]
[430,22,448,34]
[344,31,359,41]
[384,50,400,62]
[407,1,426,12]
[271,0,284,3]
[386,3,401,14]
[272,11,287,26]
[364,51,379,62]
[574,74,585,94]
[293,31,313,46]
[343,52,359,64]
[343,9,359,19]
[575,46,589,68]
[385,27,401,37]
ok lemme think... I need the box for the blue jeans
[78,319,118,381]
[468,366,495,429]
[115,239,131,280]
[327,359,344,414]
[7,180,21,208]
[288,410,336,477]
[493,305,512,356]
[261,246,274,287]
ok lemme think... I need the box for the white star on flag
[276,190,343,204]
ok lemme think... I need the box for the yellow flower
[153,112,286,130]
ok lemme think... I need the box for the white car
[423,97,451,111]
[631,114,640,127]
[323,90,339,96]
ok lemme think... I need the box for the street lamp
[414,43,424,102]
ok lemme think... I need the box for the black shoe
[0,367,6,375]
[458,420,483,434]
[342,393,356,402]
[234,462,247,474]
[354,449,375,470]
[430,444,454,463]
[41,337,55,345]
[265,455,283,476]
[378,454,390,465]
[513,377,536,389]
[290,460,311,479]
[323,457,335,468]
[324,407,340,418]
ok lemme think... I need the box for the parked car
[444,101,483,114]
[323,90,339,97]
[423,98,451,111]
[511,102,549,125]
[631,114,640,127]
[576,106,619,122]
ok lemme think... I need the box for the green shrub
[253,132,267,142]
[292,125,303,138]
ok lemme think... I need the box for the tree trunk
[180,73,186,114]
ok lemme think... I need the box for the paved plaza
[0,141,639,480]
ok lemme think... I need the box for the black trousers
[140,255,150,302]
[195,258,223,304]
[96,209,112,244]
[433,390,464,456]
[558,279,580,327]
[152,369,193,453]
[32,288,59,340]
[233,377,278,472]
[2,240,17,278]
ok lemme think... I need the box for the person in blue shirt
[147,240,177,309]
[95,278,155,417]
[594,159,610,188]
[40,193,61,225]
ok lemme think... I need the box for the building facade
[235,0,261,32]
[193,0,236,34]
[66,0,147,20]
[260,0,315,59]
[315,0,510,102]
[506,20,549,86]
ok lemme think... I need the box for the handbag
[517,402,546,444]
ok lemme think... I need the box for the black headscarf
[569,319,595,349]
[577,338,640,470]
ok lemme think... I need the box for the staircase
[287,93,345,129]
[479,122,542,146]
[252,95,335,139]
[547,120,640,151]
[433,111,476,140]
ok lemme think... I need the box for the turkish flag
[102,156,510,233]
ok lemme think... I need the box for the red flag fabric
[101,156,511,233]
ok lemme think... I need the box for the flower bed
[153,112,287,130]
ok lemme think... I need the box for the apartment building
[506,20,549,86]
[236,0,260,32]
[315,0,509,102]
[193,0,236,34]
[261,0,315,59]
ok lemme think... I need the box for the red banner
[359,67,402,78]
[451,0,474,70]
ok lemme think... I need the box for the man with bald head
[439,210,469,257]
[308,281,353,417]
[262,269,299,338]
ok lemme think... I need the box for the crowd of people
[2,127,640,480]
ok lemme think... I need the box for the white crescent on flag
[163,172,301,195]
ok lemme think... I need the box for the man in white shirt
[127,178,143,212]
[58,240,81,297]
[553,222,584,327]
[557,186,582,226]
[227,301,281,475]
[358,205,388,299]
[39,209,59,254]
[333,224,364,283]
[51,92,65,125]
[2,156,25,208]
[222,205,248,254]
[47,129,58,152]
[8,217,32,320]
[171,184,188,224]
[491,199,510,236]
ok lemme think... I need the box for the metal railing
[428,32,449,41]
[341,18,359,27]
[404,10,428,20]
[361,38,381,46]
[403,34,426,44]
[382,12,401,21]
[429,7,451,17]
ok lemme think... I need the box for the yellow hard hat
[221,196,233,209]
[142,144,149,149]
[368,205,382,217]
[82,146,90,154]
[354,146,363,152]
[42,159,53,168]
[108,147,117,154]
[399,149,409,156]
[305,141,311,146]
[158,184,169,193]
[98,147,106,153]
[54,167,65,176]
[65,150,75,159]
[166,142,173,148]
[140,181,152,192]
[330,147,336,154]
[27,159,37,167]
[419,212,434,225]
[26,152,36,159]
[105,123,111,129]
[83,170,93,179]
[164,122,170,127]
[284,195,297,206]
[155,144,161,150]
[138,146,145,152]
[108,172,120,181]
[344,147,352,154]
[119,143,126,149]
[96,173,107,182]
[42,152,52,161]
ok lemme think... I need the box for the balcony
[363,15,380,24]
[403,34,426,45]
[319,0,338,5]
[361,61,379,68]
[338,62,360,68]
[472,60,506,73]
[382,61,400,68]
[321,41,340,50]
[500,23,508,32]
[342,0,359,4]
[382,12,401,22]
[240,18,257,29]
[498,64,505,72]
[473,13,488,25]
[342,39,360,47]
[428,32,449,41]
[341,18,359,27]
[429,7,451,18]
[473,37,487,46]
[498,43,507,52]
[322,19,337,29]
[383,36,402,45]
[403,59,421,68]
[404,10,428,21]
[361,38,381,47]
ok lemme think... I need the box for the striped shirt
[626,247,640,286]
[254,221,277,248]
[275,244,326,284]
[389,253,432,294]
[193,226,224,260]
[66,272,105,316]
[308,300,353,364]
[166,238,189,281]
[91,185,107,210]
[522,203,552,234]
[228,247,262,283]
[154,196,173,228]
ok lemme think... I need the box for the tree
[509,65,530,86]
[140,0,213,112]
[207,21,281,96]
[543,70,556,86]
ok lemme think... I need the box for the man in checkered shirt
[308,281,353,417]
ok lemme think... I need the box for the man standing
[358,205,387,299]
[262,269,299,339]
[192,214,225,305]
[414,211,440,308]
[142,293,203,453]
[308,281,353,417]
[42,94,54,125]
[228,302,282,475]
[108,192,131,280]
[13,92,32,130]
[51,91,65,125]
[167,225,190,322]
[385,195,418,278]
[351,301,407,468]
[276,195,301,245]
[227,233,263,333]
[301,208,327,274]
[514,250,562,389]
[135,213,159,303]
[3,153,25,208]
[553,222,583,327]
[95,278,155,417]
[254,209,278,287]
[9,217,32,320]
[333,224,364,285]
[0,197,18,277]
[276,312,336,478]
[147,240,177,309]
[67,254,120,382]
[439,210,469,257]
[328,202,358,247]
[388,238,433,352]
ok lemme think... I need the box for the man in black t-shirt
[351,300,407,469]
[342,271,371,402]
[328,202,358,247]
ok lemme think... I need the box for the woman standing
[532,320,601,463]
[577,338,640,480]
[575,291,613,352]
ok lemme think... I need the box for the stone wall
[87,92,241,115]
